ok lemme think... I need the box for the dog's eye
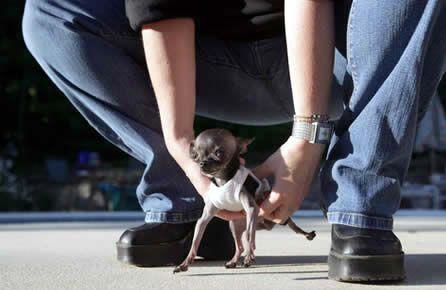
[214,149,224,158]
[189,150,198,161]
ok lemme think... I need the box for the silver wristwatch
[291,115,334,145]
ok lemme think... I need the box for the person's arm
[142,19,195,149]
[285,0,334,116]
[141,19,244,220]
[253,0,335,223]
[142,18,208,194]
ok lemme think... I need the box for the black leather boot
[116,218,235,267]
[328,224,405,282]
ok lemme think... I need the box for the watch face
[319,127,332,140]
[314,123,333,144]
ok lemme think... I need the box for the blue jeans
[23,0,446,229]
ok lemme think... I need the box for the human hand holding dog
[250,0,334,224]
[252,137,325,224]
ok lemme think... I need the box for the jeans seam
[328,211,392,221]
[196,42,241,70]
[254,39,288,79]
[327,211,393,230]
[252,41,264,74]
[197,57,274,80]
[144,209,203,223]
[347,0,358,107]
[196,37,244,71]
[273,49,287,76]
[197,36,274,79]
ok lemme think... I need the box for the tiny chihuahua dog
[173,128,315,273]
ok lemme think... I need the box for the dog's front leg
[225,218,246,268]
[239,192,259,267]
[173,202,219,273]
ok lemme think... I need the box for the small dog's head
[189,128,254,176]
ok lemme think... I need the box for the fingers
[269,205,291,224]
[258,191,281,218]
[216,210,245,221]
[259,189,296,224]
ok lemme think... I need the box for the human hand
[251,136,325,224]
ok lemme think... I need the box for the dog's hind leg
[286,218,316,240]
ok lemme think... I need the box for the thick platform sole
[328,250,406,282]
[116,229,193,267]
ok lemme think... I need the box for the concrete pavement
[1,215,446,290]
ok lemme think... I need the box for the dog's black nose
[199,161,206,168]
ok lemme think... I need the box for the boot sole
[328,250,406,282]
[116,229,193,267]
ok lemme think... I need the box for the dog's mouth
[201,168,221,175]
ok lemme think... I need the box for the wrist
[166,134,194,157]
[293,113,330,123]
[166,136,196,176]
[291,114,334,145]
[284,136,325,152]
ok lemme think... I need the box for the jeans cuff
[327,211,393,230]
[144,209,203,223]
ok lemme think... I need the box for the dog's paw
[243,256,254,268]
[306,231,316,241]
[173,264,188,274]
[225,261,237,269]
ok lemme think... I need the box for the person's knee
[22,0,75,62]
[22,0,51,57]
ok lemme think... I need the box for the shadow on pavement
[191,255,327,268]
[189,270,327,277]
[188,255,328,276]
[190,254,446,286]
[254,255,327,266]
[403,254,446,286]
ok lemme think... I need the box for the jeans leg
[194,34,296,125]
[22,0,206,222]
[22,0,296,222]
[320,0,446,230]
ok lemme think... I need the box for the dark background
[2,1,445,212]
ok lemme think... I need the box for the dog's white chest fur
[205,165,266,211]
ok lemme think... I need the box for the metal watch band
[291,121,334,145]
[293,114,330,123]
[292,121,313,140]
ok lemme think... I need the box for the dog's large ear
[189,140,198,160]
[236,137,255,155]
